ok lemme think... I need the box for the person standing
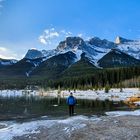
[66,92,76,116]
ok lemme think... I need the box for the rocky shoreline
[10,115,140,140]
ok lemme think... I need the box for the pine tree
[105,84,110,93]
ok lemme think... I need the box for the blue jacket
[66,96,76,105]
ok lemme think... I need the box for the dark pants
[69,105,74,116]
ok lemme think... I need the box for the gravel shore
[12,115,140,140]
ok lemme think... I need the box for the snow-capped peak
[23,36,140,68]
[115,36,121,44]
[24,49,44,59]
[56,36,85,51]
[115,36,133,44]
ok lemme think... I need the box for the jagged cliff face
[89,37,117,49]
[56,37,85,51]
[55,36,117,64]
[57,36,117,51]
[24,49,44,59]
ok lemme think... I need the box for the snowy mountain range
[24,36,140,64]
[0,36,140,78]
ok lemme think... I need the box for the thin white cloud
[0,47,7,51]
[60,30,73,37]
[39,37,47,45]
[39,28,60,45]
[0,54,15,59]
[0,40,42,60]
[0,47,18,59]
[39,28,73,47]
[39,27,90,49]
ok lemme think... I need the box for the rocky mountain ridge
[0,36,140,78]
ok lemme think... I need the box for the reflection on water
[0,95,139,121]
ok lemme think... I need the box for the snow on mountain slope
[116,37,140,60]
[0,58,18,66]
[41,49,59,61]
[56,37,116,63]
[98,48,140,68]
[24,49,59,62]
[24,36,140,69]
[85,42,111,61]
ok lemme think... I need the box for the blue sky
[0,0,140,59]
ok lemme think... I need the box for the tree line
[0,67,140,90]
[44,66,140,90]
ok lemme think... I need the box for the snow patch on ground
[0,120,54,140]
[0,88,139,102]
[0,90,39,98]
[0,116,89,140]
[58,115,88,124]
[1,111,140,140]
[61,116,87,137]
[44,88,140,101]
[106,109,140,117]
